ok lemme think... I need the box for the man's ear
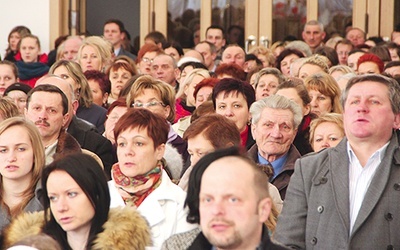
[71,100,79,114]
[258,197,271,223]
[62,113,70,127]
[393,113,400,129]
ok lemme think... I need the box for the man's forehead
[207,29,223,36]
[153,55,173,65]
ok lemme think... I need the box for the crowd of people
[0,17,399,249]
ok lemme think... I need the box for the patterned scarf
[112,161,163,207]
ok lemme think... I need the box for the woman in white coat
[108,108,197,249]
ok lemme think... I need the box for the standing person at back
[275,74,400,249]
[302,20,326,53]
[206,25,226,61]
[103,19,136,61]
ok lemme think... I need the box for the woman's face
[299,64,324,79]
[9,32,21,52]
[309,89,333,117]
[116,127,165,177]
[79,45,102,72]
[195,86,213,108]
[312,122,344,152]
[215,91,250,133]
[109,67,132,98]
[179,65,194,84]
[0,125,34,182]
[88,79,107,107]
[133,88,170,120]
[53,66,80,94]
[139,51,158,74]
[184,75,205,107]
[20,37,40,63]
[6,90,28,114]
[164,47,181,62]
[257,54,270,68]
[280,54,300,76]
[104,106,128,144]
[47,170,95,235]
[276,88,310,116]
[0,64,17,96]
[255,74,279,100]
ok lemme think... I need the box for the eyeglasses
[142,57,154,64]
[131,101,166,108]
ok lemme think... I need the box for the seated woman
[254,67,286,101]
[2,153,151,249]
[0,117,45,230]
[109,108,197,248]
[4,82,32,114]
[49,60,107,134]
[77,36,113,73]
[0,60,20,97]
[275,48,305,76]
[309,113,345,152]
[4,26,31,62]
[106,61,137,105]
[14,35,49,87]
[84,70,111,109]
[298,54,330,79]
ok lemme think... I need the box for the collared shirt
[114,47,121,56]
[347,141,389,233]
[44,140,58,165]
[258,152,289,180]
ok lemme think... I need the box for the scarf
[112,161,163,207]
[15,61,49,80]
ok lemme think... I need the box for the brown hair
[214,63,246,81]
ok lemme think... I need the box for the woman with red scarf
[107,108,197,249]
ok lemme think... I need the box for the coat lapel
[329,138,351,233]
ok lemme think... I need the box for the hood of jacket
[2,207,151,249]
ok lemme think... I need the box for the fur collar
[2,207,151,249]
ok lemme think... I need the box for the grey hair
[285,41,312,57]
[304,20,325,32]
[341,74,400,114]
[250,95,303,129]
[254,67,286,88]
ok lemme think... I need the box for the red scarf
[112,161,163,207]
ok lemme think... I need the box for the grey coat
[274,133,400,250]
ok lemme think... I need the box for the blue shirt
[258,152,289,180]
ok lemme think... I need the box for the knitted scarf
[15,61,49,80]
[112,161,163,207]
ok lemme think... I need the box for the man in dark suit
[103,19,136,61]
[275,74,400,249]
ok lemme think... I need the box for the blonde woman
[298,54,330,79]
[309,113,345,152]
[249,46,276,68]
[77,36,113,73]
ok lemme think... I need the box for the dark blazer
[248,144,301,199]
[76,104,107,134]
[67,116,113,179]
[117,47,137,61]
[275,134,400,249]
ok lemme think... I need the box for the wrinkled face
[195,86,213,108]
[206,28,226,52]
[222,46,245,68]
[346,29,365,46]
[299,64,324,79]
[0,125,34,182]
[150,55,177,85]
[195,43,215,69]
[25,91,68,145]
[79,45,102,72]
[343,81,399,144]
[109,67,132,98]
[302,24,325,49]
[347,52,364,72]
[88,79,107,107]
[139,51,158,75]
[185,75,205,107]
[20,37,40,63]
[336,43,352,65]
[52,66,80,94]
[215,91,250,133]
[63,38,81,61]
[132,88,170,120]
[251,107,296,160]
[116,127,165,177]
[47,170,95,235]
[164,47,181,62]
[357,62,380,75]
[280,54,300,76]
[255,74,279,100]
[187,133,215,167]
[104,106,128,144]
[312,122,344,152]
[6,90,27,114]
[276,88,310,116]
[0,64,17,96]
[200,157,270,250]
[9,32,21,51]
[308,89,333,117]
[103,23,123,47]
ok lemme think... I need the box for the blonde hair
[0,117,45,217]
[309,113,344,148]
[249,46,275,67]
[176,68,210,99]
[299,54,330,73]
[77,36,113,72]
[304,72,343,114]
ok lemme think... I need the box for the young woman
[0,117,45,230]
[2,153,151,249]
[84,70,111,108]
[4,26,31,62]
[0,60,19,97]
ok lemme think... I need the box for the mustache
[35,120,50,127]
[209,218,235,227]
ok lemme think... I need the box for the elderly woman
[249,46,276,68]
[106,60,137,105]
[309,113,345,152]
[298,54,330,79]
[108,108,197,248]
[3,153,151,249]
[49,60,107,134]
[275,48,305,76]
[357,53,385,75]
[304,72,342,117]
[254,67,286,101]
[77,36,113,73]
[212,78,256,149]
[136,43,163,74]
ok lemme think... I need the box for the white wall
[0,0,50,59]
